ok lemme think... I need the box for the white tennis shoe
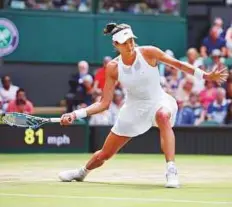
[58,167,89,182]
[165,164,180,188]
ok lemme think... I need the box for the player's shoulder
[139,45,160,59]
[138,45,159,51]
[137,45,160,58]
[106,57,119,69]
[105,57,119,79]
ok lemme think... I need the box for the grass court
[1,154,232,207]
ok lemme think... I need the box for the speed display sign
[0,125,89,153]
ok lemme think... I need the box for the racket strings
[3,113,48,129]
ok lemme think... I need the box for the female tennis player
[58,23,228,188]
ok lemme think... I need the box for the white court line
[0,193,232,205]
[0,179,55,183]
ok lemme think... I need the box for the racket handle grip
[49,118,61,123]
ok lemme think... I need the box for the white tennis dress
[111,47,178,137]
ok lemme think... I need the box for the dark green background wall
[1,9,187,64]
[1,124,232,154]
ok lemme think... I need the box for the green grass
[0,154,232,207]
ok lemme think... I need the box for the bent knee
[156,110,171,126]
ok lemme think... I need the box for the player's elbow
[100,101,110,111]
[103,103,110,110]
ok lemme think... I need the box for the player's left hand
[205,65,229,85]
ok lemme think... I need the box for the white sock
[82,166,90,174]
[167,161,176,170]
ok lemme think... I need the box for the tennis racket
[2,112,61,129]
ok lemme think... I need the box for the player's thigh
[101,132,131,155]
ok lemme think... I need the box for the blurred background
[1,0,232,154]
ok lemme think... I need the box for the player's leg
[160,136,165,153]
[156,108,175,161]
[85,132,130,170]
[59,132,131,182]
[155,107,179,188]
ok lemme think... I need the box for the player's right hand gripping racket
[2,112,61,129]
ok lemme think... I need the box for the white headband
[112,28,137,44]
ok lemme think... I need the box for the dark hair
[1,75,10,84]
[16,88,25,96]
[103,23,131,36]
[224,102,232,124]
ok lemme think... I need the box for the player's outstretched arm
[60,62,118,125]
[147,46,228,85]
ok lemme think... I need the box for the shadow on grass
[62,181,232,190]
[83,181,166,189]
